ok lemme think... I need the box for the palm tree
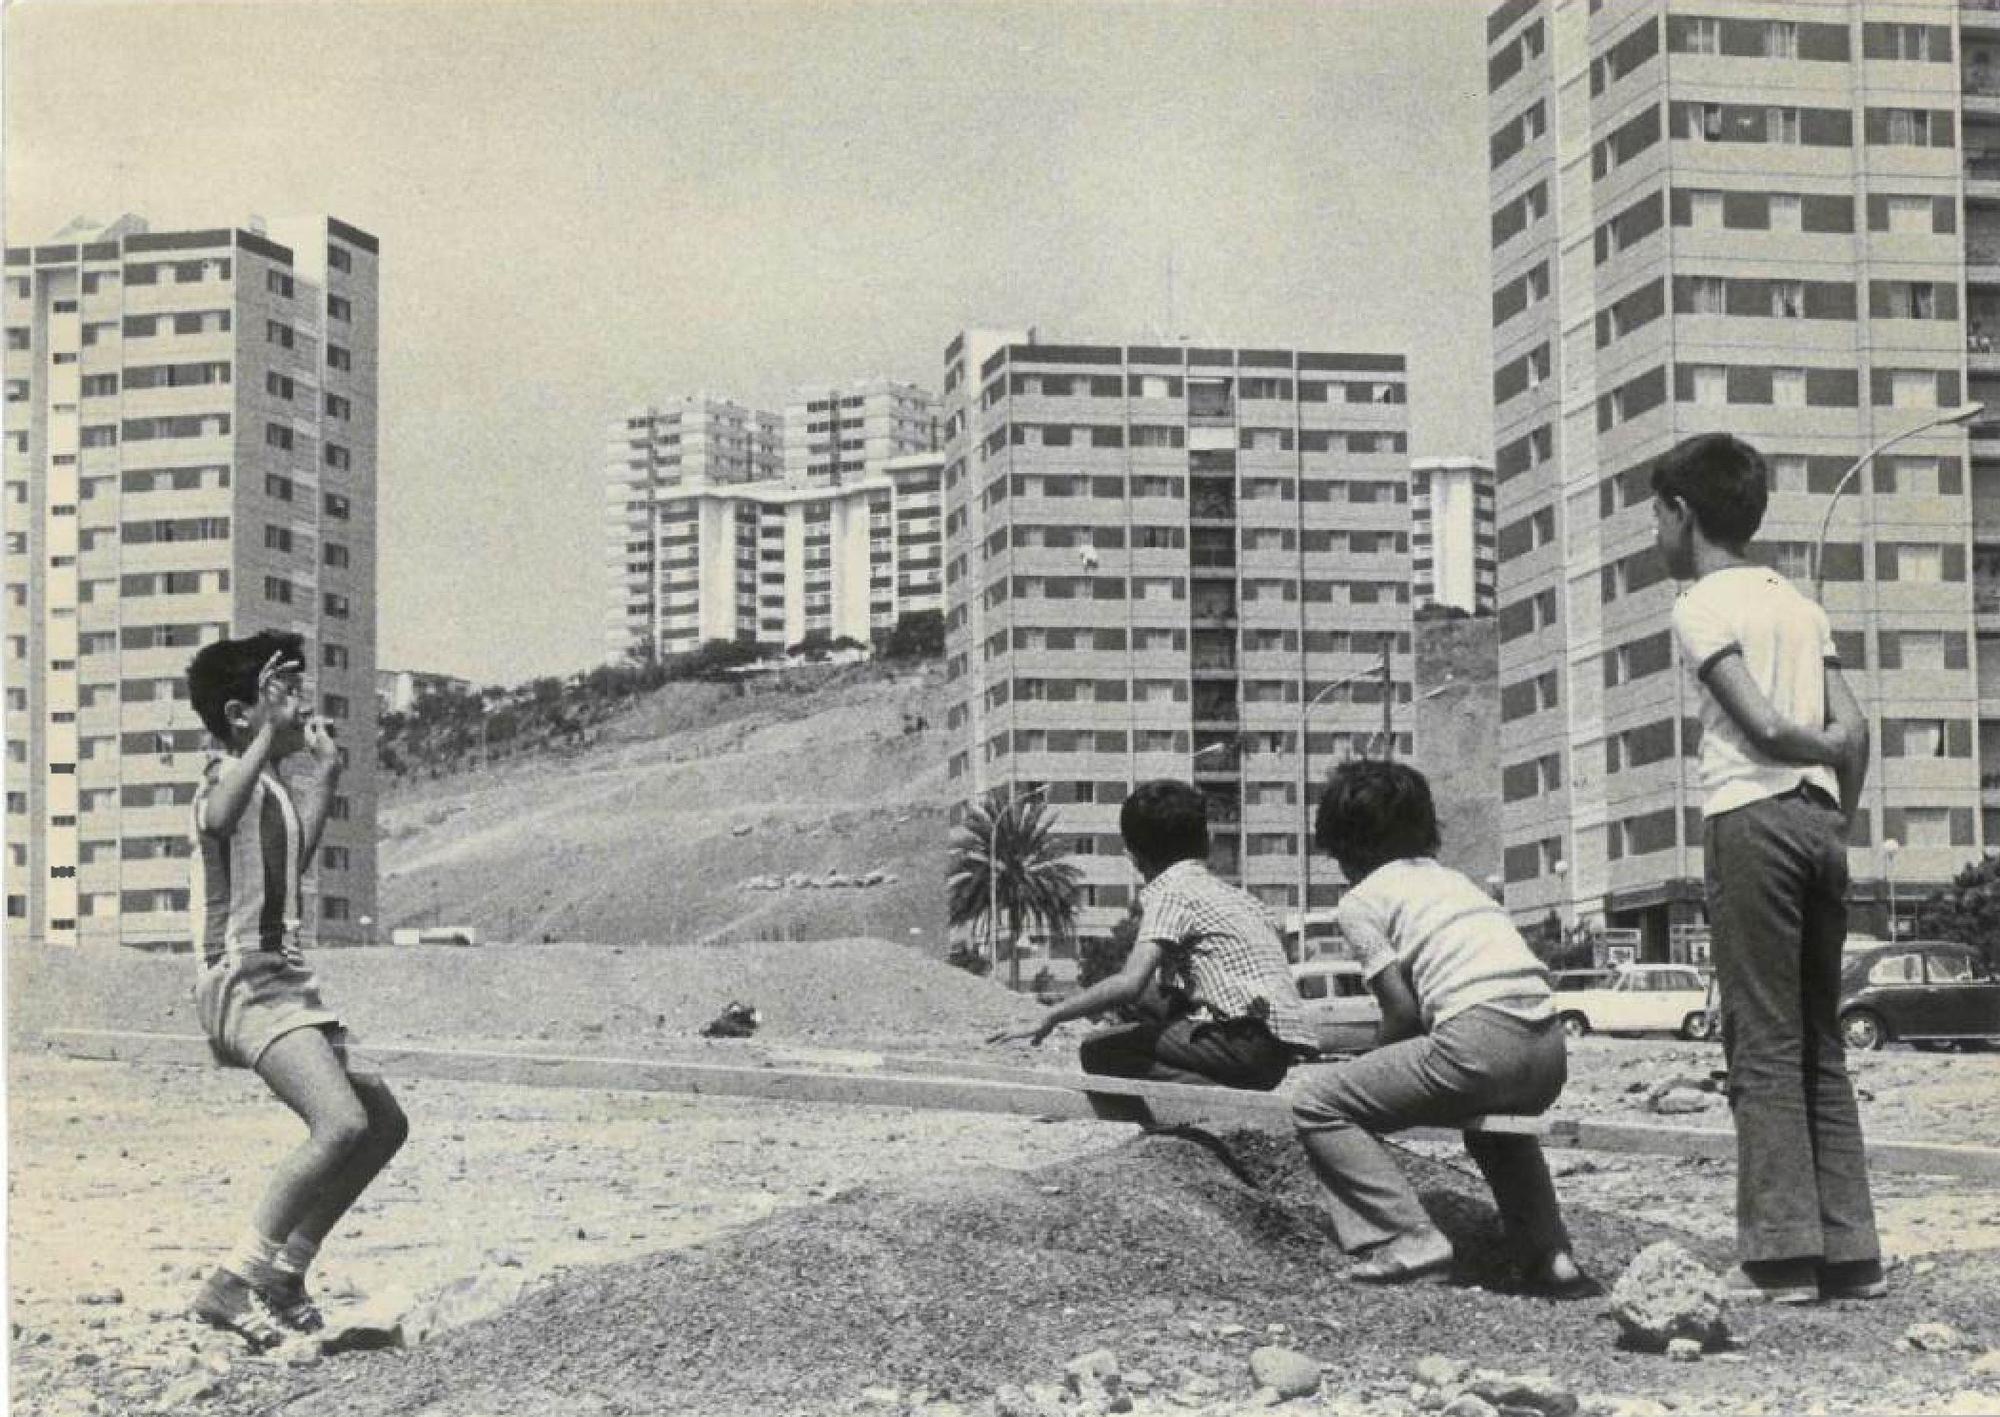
[945,788,1083,992]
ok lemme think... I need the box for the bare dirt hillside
[377,665,955,950]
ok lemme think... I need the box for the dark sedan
[1838,942,2000,1051]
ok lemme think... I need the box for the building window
[1891,370,1940,409]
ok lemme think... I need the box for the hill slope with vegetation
[377,661,956,950]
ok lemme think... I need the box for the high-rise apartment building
[1487,0,1993,958]
[941,329,1415,943]
[637,451,944,657]
[782,378,937,486]
[602,397,781,662]
[1412,456,1499,615]
[4,213,380,949]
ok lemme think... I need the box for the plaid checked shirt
[1136,859,1314,1051]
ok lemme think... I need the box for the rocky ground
[11,940,2000,1416]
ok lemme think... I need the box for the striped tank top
[188,754,305,968]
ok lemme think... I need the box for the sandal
[1350,1237,1455,1285]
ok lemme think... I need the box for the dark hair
[187,629,305,741]
[1649,433,1768,549]
[1314,760,1440,880]
[1119,779,1210,868]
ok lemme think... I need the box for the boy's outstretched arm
[1822,663,1870,823]
[1702,654,1849,767]
[988,938,1163,1045]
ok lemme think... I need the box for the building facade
[1411,455,1499,615]
[941,329,1415,943]
[782,378,938,486]
[1487,0,1991,957]
[640,451,944,657]
[376,667,472,716]
[4,213,380,949]
[602,397,781,663]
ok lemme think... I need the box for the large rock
[1649,1088,1714,1116]
[399,1268,532,1346]
[1411,1354,1469,1390]
[1607,1242,1728,1353]
[1904,1322,1971,1353]
[1465,1372,1578,1417]
[1063,1349,1131,1413]
[1248,1345,1321,1399]
[1441,1397,1500,1417]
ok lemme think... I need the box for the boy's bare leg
[192,1027,374,1345]
[282,1068,409,1248]
[247,1027,377,1244]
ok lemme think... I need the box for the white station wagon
[1552,963,1712,1041]
[1291,959,1381,1055]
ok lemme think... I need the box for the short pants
[194,950,344,1069]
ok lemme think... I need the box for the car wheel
[1560,1012,1590,1041]
[1840,1010,1885,1052]
[1678,1012,1711,1042]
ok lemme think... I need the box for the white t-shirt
[1335,858,1554,1030]
[1670,564,1839,818]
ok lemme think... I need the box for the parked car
[1291,959,1380,1055]
[1837,941,2000,1051]
[1553,963,1712,1041]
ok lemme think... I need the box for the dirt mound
[247,1131,1708,1417]
[8,936,1041,1054]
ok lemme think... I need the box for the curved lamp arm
[1813,404,1983,598]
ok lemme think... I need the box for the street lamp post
[1552,859,1572,960]
[1813,404,1983,599]
[1295,654,1392,960]
[1883,837,1901,940]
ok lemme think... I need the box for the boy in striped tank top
[183,630,409,1349]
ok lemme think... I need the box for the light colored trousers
[1291,1004,1570,1258]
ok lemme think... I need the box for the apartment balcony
[1967,0,2000,35]
[1967,65,2000,114]
[1971,238,2000,290]
[1970,150,2000,204]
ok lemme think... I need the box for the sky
[5,0,1495,684]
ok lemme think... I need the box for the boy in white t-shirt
[1291,760,1594,1298]
[1654,431,1883,1305]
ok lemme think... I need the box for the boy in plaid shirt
[990,779,1314,1090]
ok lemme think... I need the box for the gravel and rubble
[11,939,2000,1416]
